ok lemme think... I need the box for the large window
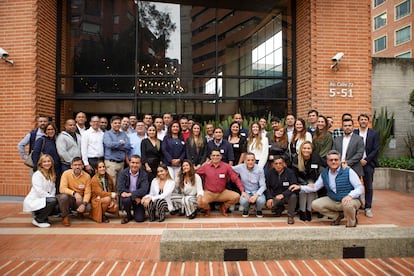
[57,1,293,121]
[374,36,387,52]
[395,0,411,20]
[374,12,387,30]
[395,25,411,45]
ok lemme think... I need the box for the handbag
[24,137,46,168]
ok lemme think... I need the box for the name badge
[220,149,224,153]
[283,181,289,187]
[219,174,225,179]
[311,164,318,169]
[79,184,85,189]
[181,141,185,145]
[241,133,246,137]
[233,144,239,148]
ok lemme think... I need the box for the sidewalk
[0,190,413,275]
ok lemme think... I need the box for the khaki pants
[198,190,240,210]
[312,196,361,227]
[104,160,124,187]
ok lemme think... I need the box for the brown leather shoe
[287,216,295,224]
[331,212,344,226]
[62,216,70,226]
[220,205,229,217]
[77,212,84,220]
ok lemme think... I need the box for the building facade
[0,0,372,196]
[372,0,413,57]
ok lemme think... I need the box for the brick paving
[0,190,413,275]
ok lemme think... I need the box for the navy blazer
[332,134,364,177]
[353,128,380,168]
[117,168,149,200]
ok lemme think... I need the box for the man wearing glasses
[290,150,363,227]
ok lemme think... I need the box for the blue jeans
[239,192,266,211]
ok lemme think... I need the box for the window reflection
[60,0,291,118]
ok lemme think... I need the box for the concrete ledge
[160,227,414,261]
[375,168,414,195]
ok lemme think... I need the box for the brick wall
[296,0,372,129]
[0,0,56,196]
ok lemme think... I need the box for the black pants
[34,197,57,223]
[121,197,145,222]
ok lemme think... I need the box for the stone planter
[375,168,414,195]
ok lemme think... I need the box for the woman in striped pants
[171,160,204,219]
[142,164,175,222]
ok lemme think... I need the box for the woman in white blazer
[142,164,176,222]
[23,154,57,228]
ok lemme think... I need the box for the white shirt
[81,127,104,165]
[358,128,368,159]
[248,136,269,169]
[341,134,352,161]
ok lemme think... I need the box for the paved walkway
[0,190,413,275]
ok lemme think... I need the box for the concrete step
[160,227,414,261]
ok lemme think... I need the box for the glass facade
[57,0,293,121]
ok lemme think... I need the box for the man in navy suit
[354,113,380,218]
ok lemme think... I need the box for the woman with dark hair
[23,154,57,228]
[292,141,324,221]
[141,124,162,183]
[89,161,118,223]
[32,122,61,192]
[289,118,312,162]
[171,160,203,219]
[312,115,333,161]
[161,121,185,181]
[142,164,176,222]
[268,126,289,168]
[185,123,207,170]
[227,121,247,165]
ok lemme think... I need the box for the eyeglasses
[328,158,339,162]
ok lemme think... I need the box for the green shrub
[379,157,414,170]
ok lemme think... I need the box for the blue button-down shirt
[103,129,131,161]
[232,163,266,196]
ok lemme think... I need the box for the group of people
[20,110,379,228]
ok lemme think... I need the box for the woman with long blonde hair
[23,154,57,228]
[291,141,324,221]
[247,122,268,169]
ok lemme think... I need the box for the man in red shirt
[197,149,247,216]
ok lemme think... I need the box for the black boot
[158,210,165,222]
[149,208,156,222]
[306,210,312,221]
[299,210,306,221]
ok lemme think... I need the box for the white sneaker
[365,208,373,218]
[32,219,50,228]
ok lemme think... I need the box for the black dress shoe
[102,215,110,223]
[331,212,344,226]
[179,210,185,216]
[298,211,306,221]
[188,211,197,220]
[170,210,179,215]
[306,210,312,221]
[121,217,130,224]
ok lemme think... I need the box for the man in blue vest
[290,150,363,227]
